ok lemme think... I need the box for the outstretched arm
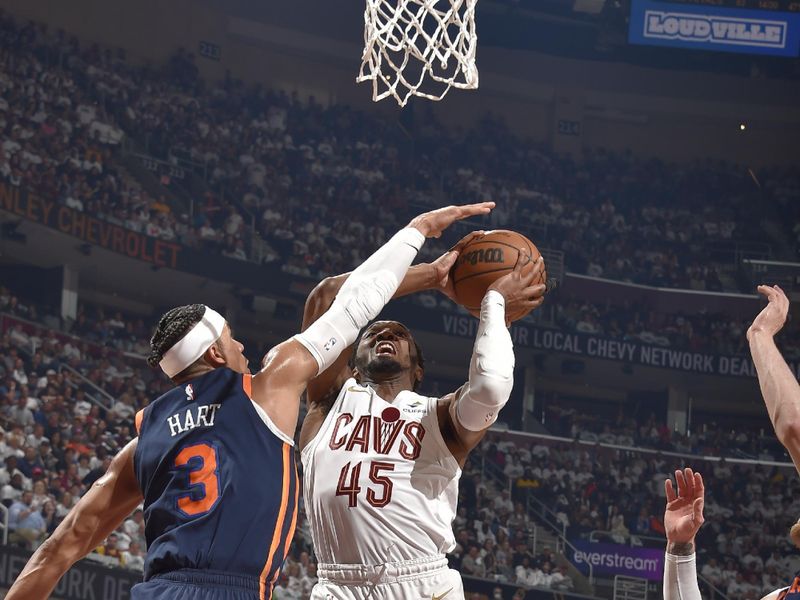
[442,253,545,464]
[7,439,143,600]
[747,285,800,469]
[252,203,494,439]
[663,468,705,600]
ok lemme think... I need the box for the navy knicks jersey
[133,368,298,599]
[779,573,800,599]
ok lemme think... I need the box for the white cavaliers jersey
[301,378,462,566]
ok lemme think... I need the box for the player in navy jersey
[5,202,492,600]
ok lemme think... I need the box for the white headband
[159,306,226,378]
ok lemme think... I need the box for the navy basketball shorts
[132,570,263,600]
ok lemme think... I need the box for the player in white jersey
[297,222,546,599]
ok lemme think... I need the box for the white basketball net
[358,0,479,107]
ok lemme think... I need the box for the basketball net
[358,0,479,107]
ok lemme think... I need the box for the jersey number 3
[175,443,220,516]
[336,461,394,508]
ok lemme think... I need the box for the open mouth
[375,341,396,356]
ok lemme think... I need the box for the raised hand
[429,231,486,301]
[488,250,546,325]
[748,285,790,340]
[664,468,705,550]
[407,202,494,239]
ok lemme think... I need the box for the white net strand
[358,0,479,107]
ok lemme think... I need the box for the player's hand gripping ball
[451,230,547,316]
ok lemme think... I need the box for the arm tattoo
[667,541,695,556]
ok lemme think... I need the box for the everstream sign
[629,0,800,56]
[571,541,663,581]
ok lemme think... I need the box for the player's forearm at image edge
[6,440,143,600]
[749,332,800,467]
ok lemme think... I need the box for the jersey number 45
[336,461,394,508]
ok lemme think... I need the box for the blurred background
[0,0,798,597]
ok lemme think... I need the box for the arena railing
[149,146,268,265]
[522,495,595,587]
[476,444,595,588]
[487,428,795,469]
[525,494,567,539]
[564,272,761,319]
[3,318,114,411]
[0,313,149,411]
[481,427,797,593]
[589,530,665,548]
[696,573,732,600]
[0,313,146,363]
[612,575,647,600]
[59,363,117,411]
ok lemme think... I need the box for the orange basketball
[451,230,546,312]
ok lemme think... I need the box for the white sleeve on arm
[453,290,514,431]
[294,227,425,374]
[663,553,703,600]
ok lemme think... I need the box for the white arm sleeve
[294,227,425,374]
[453,290,514,431]
[663,553,703,600]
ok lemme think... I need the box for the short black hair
[349,321,425,391]
[147,304,206,369]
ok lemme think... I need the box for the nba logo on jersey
[185,384,194,401]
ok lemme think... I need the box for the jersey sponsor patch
[403,399,426,415]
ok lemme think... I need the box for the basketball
[451,230,546,312]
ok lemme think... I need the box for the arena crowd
[1,10,799,600]
[1,14,798,293]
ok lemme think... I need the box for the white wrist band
[454,290,514,431]
[663,552,702,600]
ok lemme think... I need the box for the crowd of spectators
[544,398,789,462]
[1,13,798,294]
[408,288,800,361]
[0,16,250,261]
[448,493,576,592]
[553,299,799,360]
[478,432,800,597]
[3,11,800,599]
[1,286,151,357]
[3,279,800,598]
[0,326,160,569]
